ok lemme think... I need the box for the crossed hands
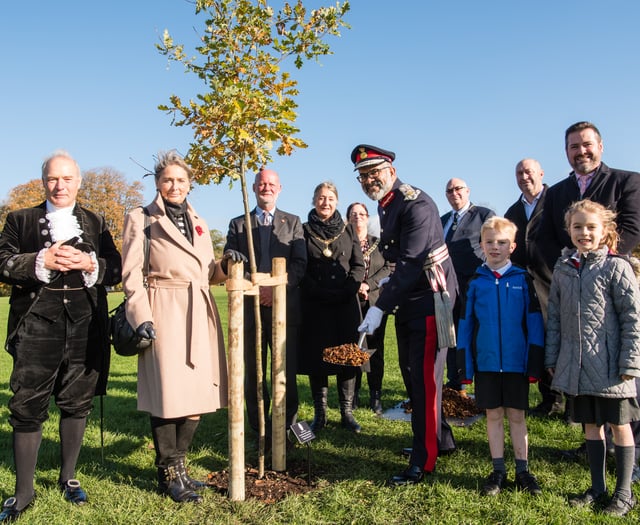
[44,240,95,273]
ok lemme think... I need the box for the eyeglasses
[349,212,368,218]
[446,185,467,194]
[356,166,389,183]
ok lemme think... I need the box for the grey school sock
[515,458,529,474]
[492,457,506,473]
[613,445,635,499]
[585,439,607,495]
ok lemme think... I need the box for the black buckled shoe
[603,491,636,517]
[59,479,88,505]
[568,488,607,508]
[389,465,424,486]
[0,496,34,523]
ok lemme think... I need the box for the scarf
[306,208,345,239]
[164,198,193,244]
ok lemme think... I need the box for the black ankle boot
[370,390,383,416]
[158,464,203,503]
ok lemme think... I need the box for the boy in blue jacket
[457,217,544,496]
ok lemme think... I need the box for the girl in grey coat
[545,200,640,517]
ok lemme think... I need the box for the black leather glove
[221,249,248,272]
[136,321,156,340]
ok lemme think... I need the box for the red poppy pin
[195,226,204,236]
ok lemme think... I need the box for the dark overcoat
[298,220,365,375]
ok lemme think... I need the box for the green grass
[0,289,635,524]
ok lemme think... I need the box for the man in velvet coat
[0,151,121,522]
[224,168,307,441]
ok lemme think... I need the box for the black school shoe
[568,488,607,508]
[603,491,636,517]
[515,470,542,496]
[481,470,506,496]
[388,465,424,486]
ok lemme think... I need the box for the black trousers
[396,314,455,473]
[244,304,299,432]
[9,310,100,432]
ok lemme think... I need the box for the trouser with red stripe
[396,314,456,472]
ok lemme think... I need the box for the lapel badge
[399,184,420,200]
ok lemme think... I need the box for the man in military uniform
[353,144,457,485]
[0,151,121,522]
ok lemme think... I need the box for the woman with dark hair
[299,182,365,433]
[346,202,393,415]
[121,150,244,503]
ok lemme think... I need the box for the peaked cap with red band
[351,144,396,171]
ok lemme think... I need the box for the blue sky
[3,1,640,234]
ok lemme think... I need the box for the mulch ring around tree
[205,388,484,503]
[206,463,316,503]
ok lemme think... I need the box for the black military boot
[176,419,206,490]
[338,376,361,433]
[151,417,202,503]
[157,463,203,504]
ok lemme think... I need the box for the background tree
[157,0,350,486]
[210,228,227,259]
[0,169,143,296]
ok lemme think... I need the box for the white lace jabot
[45,203,83,242]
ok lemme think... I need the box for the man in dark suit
[0,151,121,522]
[505,158,561,417]
[440,178,494,394]
[539,121,640,272]
[538,121,640,481]
[224,168,307,443]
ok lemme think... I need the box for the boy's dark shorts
[474,372,529,410]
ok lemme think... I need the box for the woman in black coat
[299,182,365,433]
[347,202,394,416]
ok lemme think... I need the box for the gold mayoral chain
[309,224,346,258]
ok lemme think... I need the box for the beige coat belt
[146,276,213,366]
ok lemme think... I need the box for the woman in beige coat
[121,151,244,504]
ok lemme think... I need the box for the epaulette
[399,184,420,201]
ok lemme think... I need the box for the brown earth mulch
[206,387,482,502]
[442,386,483,419]
[206,464,315,503]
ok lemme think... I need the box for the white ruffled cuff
[82,252,99,287]
[35,248,52,283]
